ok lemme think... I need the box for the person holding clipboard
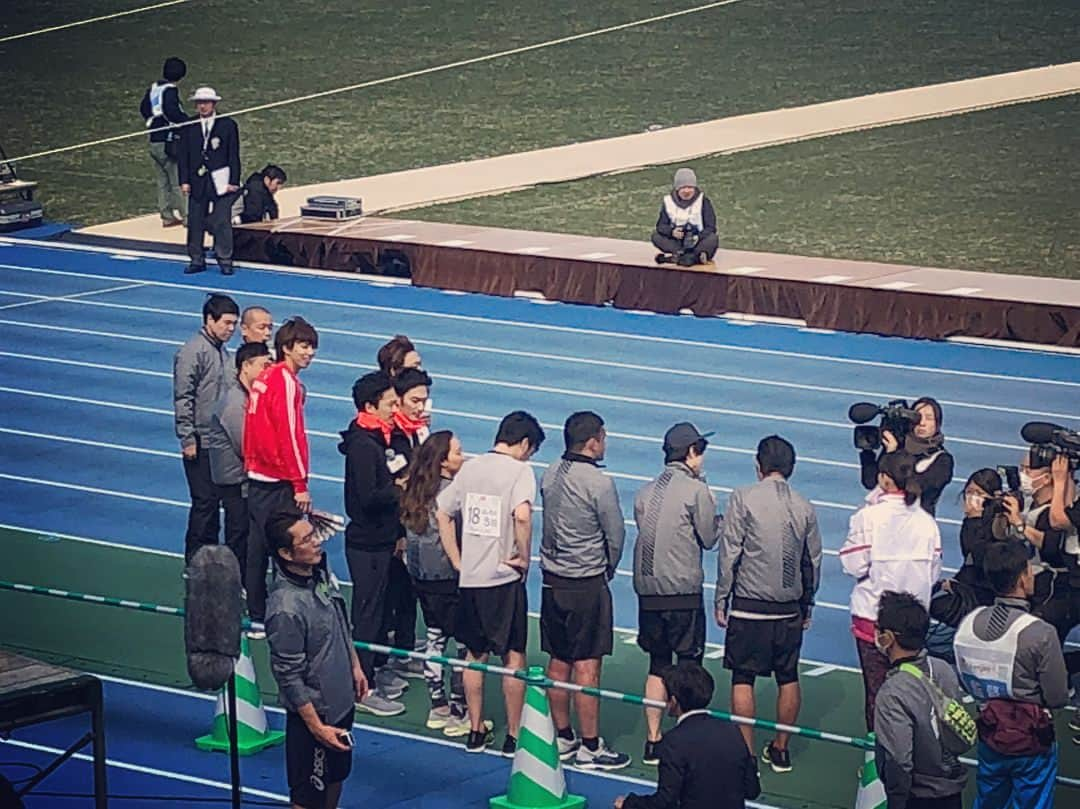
[178,86,241,276]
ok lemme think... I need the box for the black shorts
[540,574,613,662]
[637,604,706,676]
[724,614,804,686]
[415,580,459,637]
[285,708,355,809]
[456,581,528,657]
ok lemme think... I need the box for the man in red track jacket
[243,316,319,629]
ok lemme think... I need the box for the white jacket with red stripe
[244,362,310,494]
[840,493,942,622]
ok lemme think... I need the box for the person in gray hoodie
[715,435,822,772]
[205,342,271,568]
[173,293,238,561]
[874,591,967,809]
[633,422,720,765]
[265,510,367,809]
[540,411,629,770]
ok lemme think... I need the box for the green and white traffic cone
[195,635,284,755]
[854,734,886,809]
[490,667,586,809]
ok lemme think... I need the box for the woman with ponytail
[841,451,943,731]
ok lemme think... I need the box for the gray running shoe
[356,690,405,717]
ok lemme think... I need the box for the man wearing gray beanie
[651,167,719,266]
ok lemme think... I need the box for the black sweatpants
[346,546,396,680]
[651,231,719,260]
[246,480,295,622]
[219,483,248,569]
[186,192,236,271]
[388,555,418,653]
[182,448,221,562]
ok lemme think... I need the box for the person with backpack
[874,591,971,809]
[139,57,188,227]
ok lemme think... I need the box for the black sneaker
[220,264,235,276]
[1068,713,1080,733]
[762,742,792,773]
[676,252,697,267]
[642,740,660,766]
[465,726,493,753]
[184,264,206,275]
[501,734,517,758]
[654,252,674,265]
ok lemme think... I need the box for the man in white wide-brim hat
[178,86,241,276]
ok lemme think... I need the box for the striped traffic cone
[195,635,284,755]
[854,734,886,809]
[490,667,586,809]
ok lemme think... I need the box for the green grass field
[5,0,1080,261]
[3,526,1078,808]
[403,95,1080,277]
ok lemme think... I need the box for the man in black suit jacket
[178,86,241,275]
[616,663,761,809]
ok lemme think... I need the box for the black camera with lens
[989,465,1023,516]
[680,221,700,251]
[848,400,923,452]
[1020,422,1080,470]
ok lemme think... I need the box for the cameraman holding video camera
[853,397,954,516]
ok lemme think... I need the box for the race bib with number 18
[465,493,502,537]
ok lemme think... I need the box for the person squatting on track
[400,430,470,736]
[244,317,319,631]
[205,341,271,567]
[714,435,822,773]
[873,591,968,809]
[340,371,410,717]
[173,293,238,562]
[139,56,188,228]
[436,411,544,756]
[540,411,631,770]
[633,422,720,766]
[842,451,942,731]
[265,510,368,809]
[178,86,241,276]
[859,397,954,517]
[651,168,719,267]
[953,541,1069,809]
[614,663,761,809]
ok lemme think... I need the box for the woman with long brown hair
[400,430,470,735]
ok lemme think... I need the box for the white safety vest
[663,194,704,230]
[146,82,175,126]
[953,606,1038,700]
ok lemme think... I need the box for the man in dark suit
[178,86,241,276]
[615,663,761,809]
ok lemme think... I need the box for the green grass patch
[5,0,1079,226]
[404,96,1080,277]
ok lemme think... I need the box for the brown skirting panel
[233,226,1080,348]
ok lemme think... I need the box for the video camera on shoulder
[847,400,922,451]
[1020,421,1080,470]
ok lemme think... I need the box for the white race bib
[465,493,502,538]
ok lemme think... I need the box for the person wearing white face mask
[1000,447,1077,644]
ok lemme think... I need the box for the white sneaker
[574,738,631,771]
[442,704,472,737]
[556,730,581,761]
[426,705,452,730]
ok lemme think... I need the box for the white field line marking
[0,0,189,44]
[4,0,747,164]
[0,282,146,311]
[0,326,1037,453]
[3,288,1071,421]
[1,261,1076,388]
[0,738,289,802]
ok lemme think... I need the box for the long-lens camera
[681,222,700,251]
[848,400,923,452]
[1020,422,1080,469]
[989,465,1023,516]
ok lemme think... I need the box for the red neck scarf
[356,412,393,446]
[393,409,427,438]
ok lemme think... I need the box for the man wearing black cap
[139,57,189,228]
[633,422,720,765]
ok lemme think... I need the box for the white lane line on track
[0,261,1076,388]
[0,328,1034,454]
[0,0,189,44]
[0,288,1072,423]
[0,282,147,311]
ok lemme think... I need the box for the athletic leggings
[424,625,465,708]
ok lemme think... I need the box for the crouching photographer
[849,398,954,516]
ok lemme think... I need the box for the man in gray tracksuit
[714,435,822,772]
[205,342,271,569]
[266,510,367,809]
[874,591,967,809]
[540,411,629,770]
[633,422,720,765]
[173,293,238,562]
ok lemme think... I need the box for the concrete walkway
[79,61,1080,244]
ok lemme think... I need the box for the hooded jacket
[339,419,403,551]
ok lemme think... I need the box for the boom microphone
[1020,422,1058,446]
[184,545,243,691]
[848,403,882,424]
